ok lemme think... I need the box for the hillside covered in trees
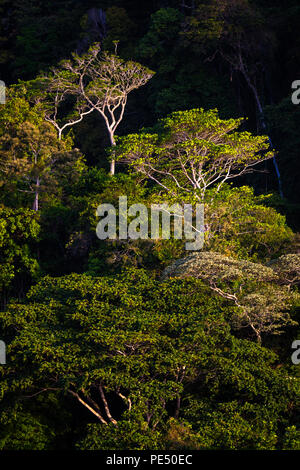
[0,0,299,451]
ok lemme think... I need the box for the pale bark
[68,390,108,424]
[99,384,117,425]
[33,176,39,212]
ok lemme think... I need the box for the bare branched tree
[39,43,154,174]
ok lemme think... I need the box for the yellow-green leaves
[116,108,273,201]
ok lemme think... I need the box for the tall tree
[0,87,85,211]
[115,108,274,202]
[183,0,283,196]
[39,43,154,175]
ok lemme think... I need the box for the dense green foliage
[0,270,299,449]
[0,0,299,451]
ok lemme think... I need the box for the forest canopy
[0,0,299,452]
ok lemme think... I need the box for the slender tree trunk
[109,132,116,176]
[174,396,181,418]
[33,176,40,211]
[241,69,284,198]
[110,158,115,176]
[99,384,117,425]
[68,390,107,424]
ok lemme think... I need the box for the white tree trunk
[109,131,116,176]
[33,176,40,211]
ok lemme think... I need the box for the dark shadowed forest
[0,0,299,451]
